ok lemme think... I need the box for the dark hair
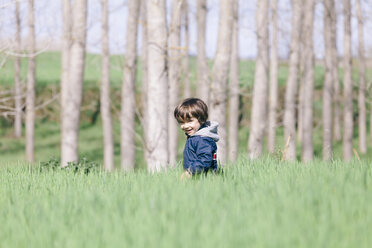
[174,98,208,124]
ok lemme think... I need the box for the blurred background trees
[1,0,372,170]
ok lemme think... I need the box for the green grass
[1,158,371,248]
[2,52,372,247]
[0,52,133,88]
[0,119,150,170]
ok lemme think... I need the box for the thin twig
[282,135,291,160]
[353,148,361,163]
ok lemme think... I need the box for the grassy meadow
[1,159,372,247]
[1,52,372,247]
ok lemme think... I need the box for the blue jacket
[183,121,219,174]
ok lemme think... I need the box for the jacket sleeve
[188,138,214,174]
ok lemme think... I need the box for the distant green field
[0,52,127,88]
[1,159,371,248]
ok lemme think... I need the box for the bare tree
[323,0,335,160]
[101,0,114,171]
[182,0,191,99]
[60,0,71,108]
[332,4,341,142]
[301,0,315,162]
[141,0,148,147]
[356,0,366,154]
[61,0,87,167]
[249,0,269,159]
[228,0,239,162]
[267,0,278,153]
[146,0,169,171]
[168,0,183,167]
[297,42,305,143]
[209,0,233,163]
[121,0,141,171]
[342,0,353,161]
[60,0,72,165]
[25,0,36,162]
[283,0,302,160]
[14,0,22,138]
[196,0,209,105]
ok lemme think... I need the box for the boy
[174,98,219,179]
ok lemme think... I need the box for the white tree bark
[248,0,269,159]
[228,0,239,162]
[141,0,148,153]
[61,0,87,167]
[146,0,169,172]
[283,0,302,160]
[60,0,71,115]
[196,0,210,105]
[60,0,71,164]
[332,4,341,142]
[342,0,353,161]
[301,0,315,162]
[60,0,71,165]
[182,0,191,99]
[297,42,305,143]
[121,0,140,171]
[14,1,22,138]
[356,0,366,154]
[209,0,233,164]
[25,0,36,162]
[267,0,278,153]
[101,0,114,171]
[322,0,335,160]
[168,0,183,167]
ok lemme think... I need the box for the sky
[0,0,372,59]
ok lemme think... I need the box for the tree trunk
[267,0,278,153]
[248,0,269,159]
[322,0,335,160]
[356,0,366,154]
[297,42,305,143]
[209,0,233,164]
[141,0,148,154]
[25,0,36,162]
[301,0,315,162]
[60,0,71,165]
[332,3,341,142]
[101,0,114,171]
[146,0,169,172]
[342,0,353,161]
[61,0,87,167]
[182,0,191,99]
[168,0,183,167]
[283,0,302,160]
[60,0,71,113]
[14,1,22,138]
[196,0,210,105]
[228,0,239,162]
[121,0,141,171]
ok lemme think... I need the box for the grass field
[1,159,372,248]
[1,52,372,247]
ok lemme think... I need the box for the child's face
[179,117,201,136]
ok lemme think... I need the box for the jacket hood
[192,121,219,142]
